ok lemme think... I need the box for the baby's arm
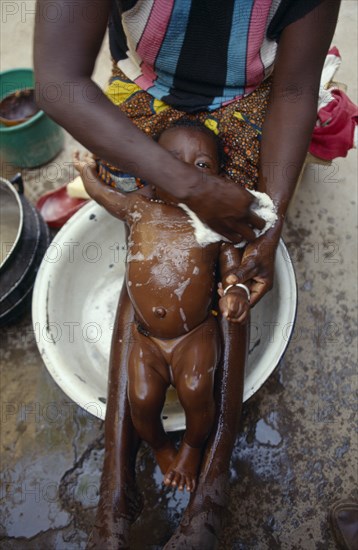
[73,151,133,221]
[218,243,250,324]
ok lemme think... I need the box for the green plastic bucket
[0,68,64,168]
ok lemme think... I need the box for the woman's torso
[109,0,283,112]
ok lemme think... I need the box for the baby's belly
[126,261,216,339]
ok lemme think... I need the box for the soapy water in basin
[81,273,124,370]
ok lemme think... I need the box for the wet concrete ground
[1,2,357,549]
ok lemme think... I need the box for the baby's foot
[164,440,202,493]
[154,440,177,475]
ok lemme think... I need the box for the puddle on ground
[1,456,72,538]
[131,436,190,548]
[255,419,282,446]
[57,432,190,549]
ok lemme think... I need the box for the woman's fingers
[247,209,265,230]
[215,221,255,244]
[232,222,256,242]
[237,309,249,323]
[187,177,266,243]
[235,258,271,307]
[234,260,258,286]
[222,234,277,308]
[219,215,266,243]
[249,279,271,307]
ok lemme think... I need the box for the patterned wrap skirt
[97,64,271,192]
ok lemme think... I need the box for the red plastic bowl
[36,184,88,228]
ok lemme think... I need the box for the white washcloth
[178,189,277,248]
[317,47,342,111]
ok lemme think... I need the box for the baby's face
[158,127,219,176]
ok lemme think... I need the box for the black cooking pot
[0,175,50,325]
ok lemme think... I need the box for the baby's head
[157,118,226,177]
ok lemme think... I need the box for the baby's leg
[166,317,221,492]
[127,328,177,474]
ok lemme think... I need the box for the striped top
[109,0,322,112]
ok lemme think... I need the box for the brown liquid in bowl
[0,89,39,126]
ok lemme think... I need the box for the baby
[74,121,252,493]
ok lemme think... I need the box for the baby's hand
[72,150,100,198]
[72,150,97,177]
[218,274,250,323]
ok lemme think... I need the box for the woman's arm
[34,0,263,242]
[236,0,341,305]
[260,0,341,229]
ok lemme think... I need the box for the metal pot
[0,175,50,326]
[0,175,24,270]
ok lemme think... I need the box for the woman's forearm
[36,73,190,194]
[34,0,197,198]
[259,0,341,238]
[259,85,318,240]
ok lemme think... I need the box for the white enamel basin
[32,201,297,431]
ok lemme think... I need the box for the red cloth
[309,89,358,160]
[328,46,341,58]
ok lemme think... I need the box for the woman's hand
[184,174,265,243]
[233,226,281,307]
